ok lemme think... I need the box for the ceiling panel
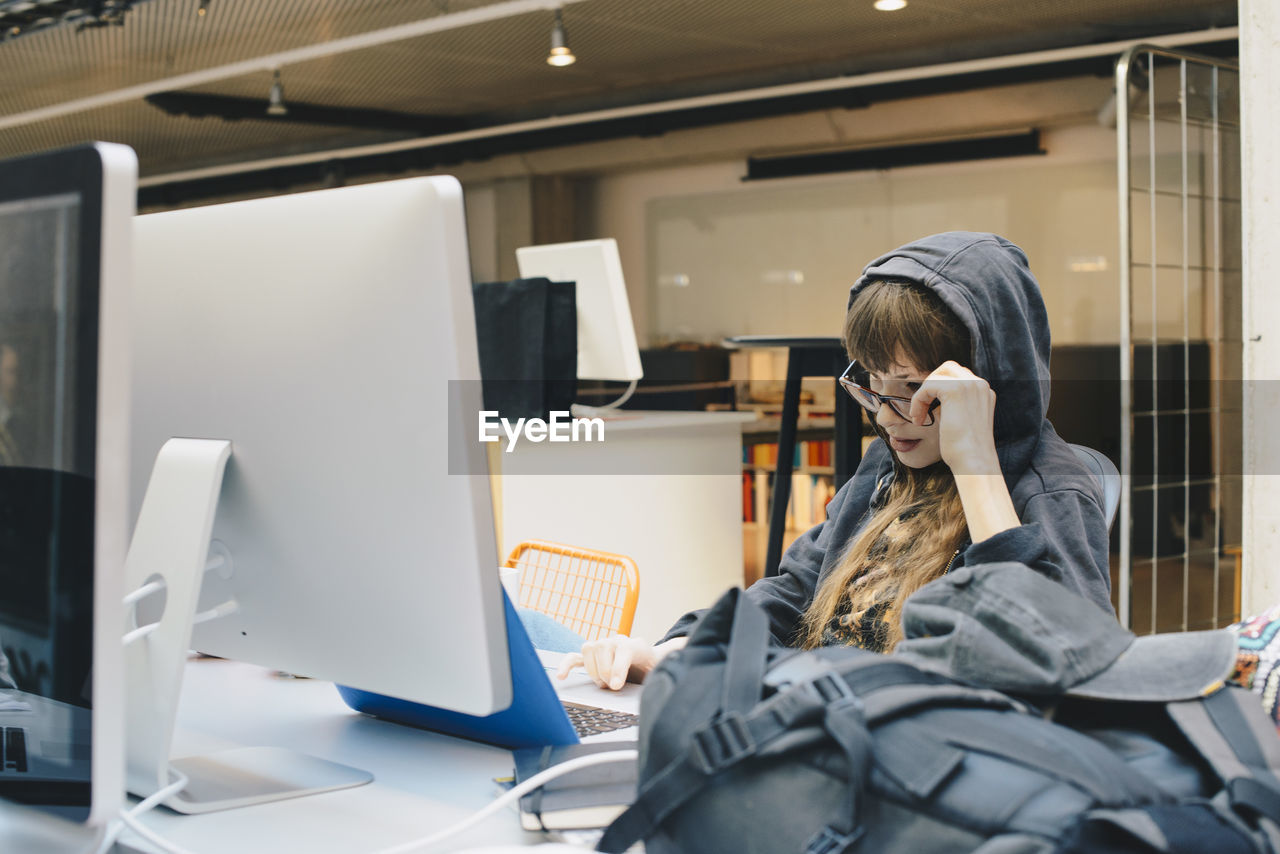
[0,0,1239,179]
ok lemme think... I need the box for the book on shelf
[743,438,834,469]
[791,471,812,530]
[510,740,638,831]
[787,472,836,529]
[742,470,836,528]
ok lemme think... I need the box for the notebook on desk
[336,591,639,749]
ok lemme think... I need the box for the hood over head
[848,231,1052,483]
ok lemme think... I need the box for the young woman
[560,231,1112,690]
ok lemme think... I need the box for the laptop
[336,591,639,749]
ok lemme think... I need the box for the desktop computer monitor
[516,239,643,386]
[0,143,135,829]
[128,176,511,811]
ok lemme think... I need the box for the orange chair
[504,540,640,641]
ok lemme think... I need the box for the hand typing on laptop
[556,635,687,691]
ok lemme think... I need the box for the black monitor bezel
[0,144,107,822]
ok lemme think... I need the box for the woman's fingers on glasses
[909,388,939,425]
[914,362,992,423]
[912,361,960,423]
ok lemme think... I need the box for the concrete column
[1240,0,1280,614]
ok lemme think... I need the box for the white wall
[1241,0,1280,614]
[592,161,744,347]
[449,74,1118,347]
[590,123,1121,347]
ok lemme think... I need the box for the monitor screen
[0,143,133,827]
[0,192,84,639]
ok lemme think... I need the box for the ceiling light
[546,9,575,67]
[197,0,209,17]
[266,69,288,116]
[873,0,907,10]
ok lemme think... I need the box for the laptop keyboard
[2,727,27,773]
[562,701,638,737]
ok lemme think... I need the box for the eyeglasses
[838,361,938,426]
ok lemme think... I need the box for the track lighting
[546,9,575,67]
[267,69,288,116]
[0,1,139,41]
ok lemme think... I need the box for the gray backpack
[596,588,1280,854]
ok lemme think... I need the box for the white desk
[116,656,641,854]
[499,410,757,641]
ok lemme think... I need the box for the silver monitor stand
[124,438,371,814]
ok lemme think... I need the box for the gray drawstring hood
[664,232,1114,647]
[850,231,1051,486]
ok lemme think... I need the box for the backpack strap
[596,683,834,853]
[802,693,872,854]
[599,661,979,854]
[1202,688,1280,771]
[721,590,772,716]
[599,593,822,853]
[932,712,1165,805]
[770,652,1029,723]
[1167,688,1280,827]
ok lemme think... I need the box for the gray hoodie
[664,232,1112,646]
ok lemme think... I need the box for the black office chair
[1069,444,1121,530]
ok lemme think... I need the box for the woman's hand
[911,360,1020,542]
[556,635,687,691]
[909,360,999,475]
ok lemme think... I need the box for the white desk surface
[116,655,642,854]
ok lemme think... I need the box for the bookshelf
[718,338,865,583]
[740,422,876,585]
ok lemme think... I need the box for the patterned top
[818,507,960,654]
[819,514,906,653]
[821,599,892,652]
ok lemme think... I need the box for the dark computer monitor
[0,143,135,829]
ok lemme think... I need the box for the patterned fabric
[1227,602,1280,731]
[821,512,913,653]
[822,600,891,652]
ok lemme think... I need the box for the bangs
[843,280,968,374]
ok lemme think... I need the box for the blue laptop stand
[335,591,580,749]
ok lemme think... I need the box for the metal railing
[1117,44,1241,633]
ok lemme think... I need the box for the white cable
[125,771,192,820]
[122,621,160,646]
[572,379,638,417]
[123,579,166,607]
[93,771,192,854]
[370,749,639,854]
[122,580,165,645]
[121,554,225,608]
[192,599,240,625]
[123,599,239,646]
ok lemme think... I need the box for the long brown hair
[797,280,972,650]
